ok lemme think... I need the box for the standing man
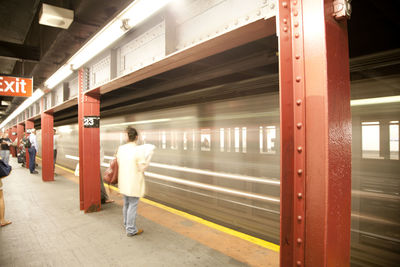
[0,133,12,164]
[53,129,58,172]
[117,127,154,237]
[28,129,39,174]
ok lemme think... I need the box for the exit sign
[0,76,33,97]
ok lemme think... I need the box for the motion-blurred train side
[37,88,399,266]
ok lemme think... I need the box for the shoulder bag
[103,158,118,184]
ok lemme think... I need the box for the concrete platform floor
[0,158,279,266]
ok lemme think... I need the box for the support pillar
[41,111,54,181]
[278,0,351,266]
[17,124,24,149]
[78,68,101,212]
[11,126,17,157]
[25,120,34,169]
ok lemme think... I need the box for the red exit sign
[0,76,33,97]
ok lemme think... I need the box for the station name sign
[0,76,33,97]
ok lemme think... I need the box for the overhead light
[39,4,74,29]
[68,0,172,70]
[44,66,73,89]
[1,101,11,106]
[0,89,44,130]
[351,95,400,106]
[44,0,173,90]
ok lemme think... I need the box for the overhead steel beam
[0,41,40,63]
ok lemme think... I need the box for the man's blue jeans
[28,147,36,173]
[123,196,139,234]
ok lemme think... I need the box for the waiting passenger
[53,129,58,171]
[28,129,39,174]
[0,175,11,227]
[117,127,154,237]
[100,144,113,204]
[0,133,12,165]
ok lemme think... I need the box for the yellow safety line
[50,162,280,252]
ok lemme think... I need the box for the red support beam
[41,111,54,181]
[17,124,24,149]
[10,126,17,157]
[279,0,351,266]
[25,120,34,169]
[78,68,101,212]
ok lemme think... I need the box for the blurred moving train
[36,37,399,266]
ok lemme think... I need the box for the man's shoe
[127,229,143,237]
[30,171,39,174]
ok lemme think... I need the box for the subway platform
[0,157,278,267]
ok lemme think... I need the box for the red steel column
[278,0,351,266]
[17,124,24,149]
[11,126,17,157]
[25,120,34,168]
[78,68,101,212]
[41,111,54,181]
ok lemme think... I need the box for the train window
[201,129,211,151]
[170,131,178,150]
[220,128,224,152]
[242,127,247,153]
[234,127,240,152]
[259,126,276,154]
[227,128,231,152]
[390,121,399,160]
[161,131,167,149]
[362,122,380,159]
[141,132,146,144]
[192,129,196,150]
[183,131,188,150]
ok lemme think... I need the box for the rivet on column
[297,193,303,199]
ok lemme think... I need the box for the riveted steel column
[11,126,17,157]
[78,69,84,210]
[17,124,24,150]
[78,68,101,213]
[25,120,34,169]
[41,109,54,182]
[279,0,351,266]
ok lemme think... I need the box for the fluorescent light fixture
[44,66,73,89]
[0,89,44,130]
[1,101,11,106]
[44,0,172,90]
[351,95,400,106]
[67,0,172,70]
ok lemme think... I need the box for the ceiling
[0,0,399,124]
[0,0,133,121]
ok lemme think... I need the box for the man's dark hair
[126,127,138,141]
